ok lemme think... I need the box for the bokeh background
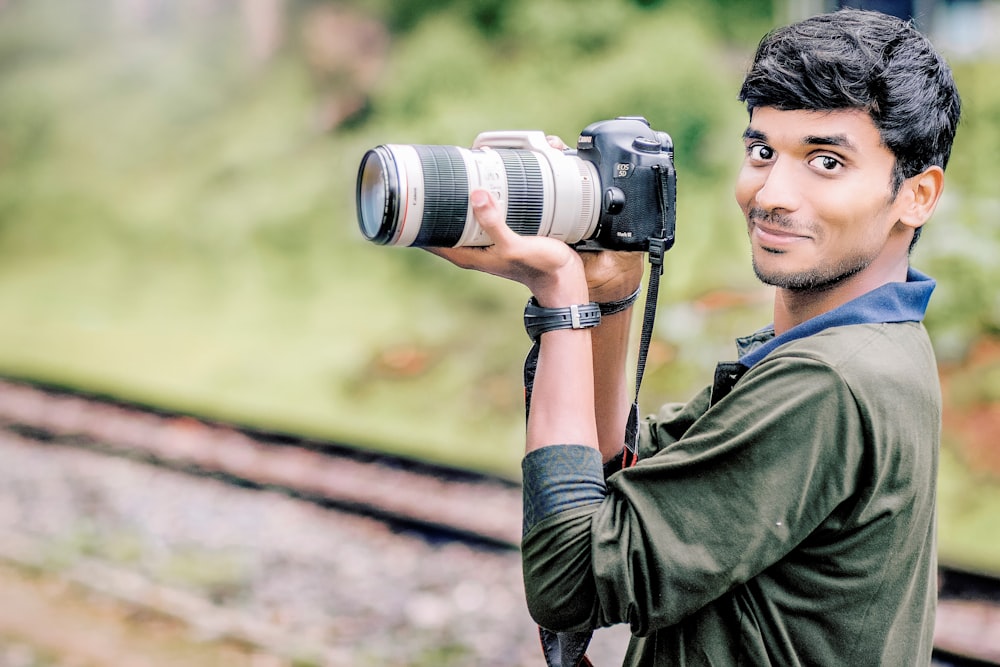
[0,0,997,633]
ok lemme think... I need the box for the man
[432,8,960,665]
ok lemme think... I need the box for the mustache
[747,207,795,229]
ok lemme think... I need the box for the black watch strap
[523,298,601,341]
[597,285,642,316]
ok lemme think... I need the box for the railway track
[0,376,998,665]
[0,376,523,551]
[936,567,1000,666]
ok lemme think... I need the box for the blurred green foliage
[916,60,1000,360]
[0,0,771,475]
[0,0,998,568]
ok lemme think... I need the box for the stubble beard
[747,207,879,293]
[752,251,874,293]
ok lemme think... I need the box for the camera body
[355,116,676,253]
[571,116,675,252]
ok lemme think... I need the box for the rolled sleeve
[522,445,606,535]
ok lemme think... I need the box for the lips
[748,211,812,249]
[755,222,808,241]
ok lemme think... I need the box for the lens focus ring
[413,145,469,247]
[497,149,543,237]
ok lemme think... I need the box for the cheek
[733,166,756,209]
[817,185,891,235]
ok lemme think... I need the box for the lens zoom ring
[497,149,543,236]
[414,145,469,247]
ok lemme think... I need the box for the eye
[809,154,843,172]
[747,144,774,161]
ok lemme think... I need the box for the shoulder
[714,321,937,438]
[747,322,941,455]
[768,321,934,367]
[760,322,938,400]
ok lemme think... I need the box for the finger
[546,134,569,151]
[424,244,493,272]
[470,188,515,247]
[421,189,508,271]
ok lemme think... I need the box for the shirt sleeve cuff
[603,447,626,479]
[522,444,606,535]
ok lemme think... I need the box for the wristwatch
[523,298,602,342]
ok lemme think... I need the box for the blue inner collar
[738,268,936,369]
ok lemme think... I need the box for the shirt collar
[737,268,935,369]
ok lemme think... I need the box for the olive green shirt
[522,276,940,665]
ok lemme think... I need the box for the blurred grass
[0,0,998,567]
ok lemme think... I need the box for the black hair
[739,9,961,196]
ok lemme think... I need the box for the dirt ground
[0,561,270,667]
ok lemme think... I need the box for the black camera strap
[622,162,675,467]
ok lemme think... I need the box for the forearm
[525,270,600,454]
[526,328,598,453]
[582,252,643,465]
[590,306,634,464]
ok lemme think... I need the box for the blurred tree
[242,0,286,66]
[300,4,389,130]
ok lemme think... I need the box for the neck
[772,257,910,335]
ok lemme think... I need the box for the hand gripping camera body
[356,116,676,253]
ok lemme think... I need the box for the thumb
[470,188,493,213]
[470,188,510,244]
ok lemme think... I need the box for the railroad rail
[0,376,523,550]
[936,567,1000,666]
[0,376,997,664]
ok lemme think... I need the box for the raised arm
[429,189,600,454]
[544,134,643,464]
[582,251,643,464]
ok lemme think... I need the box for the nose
[743,158,802,214]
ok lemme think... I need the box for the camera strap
[622,162,676,468]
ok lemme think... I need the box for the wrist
[524,298,601,342]
[588,279,642,304]
[529,263,589,308]
[596,285,642,316]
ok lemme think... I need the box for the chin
[752,258,813,288]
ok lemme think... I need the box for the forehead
[746,106,891,159]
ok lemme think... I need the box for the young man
[432,8,960,666]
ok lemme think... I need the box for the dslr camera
[356,116,675,252]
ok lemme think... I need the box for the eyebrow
[803,134,857,151]
[742,128,859,152]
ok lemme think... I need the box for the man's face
[734,107,910,291]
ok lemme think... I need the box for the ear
[896,166,945,231]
